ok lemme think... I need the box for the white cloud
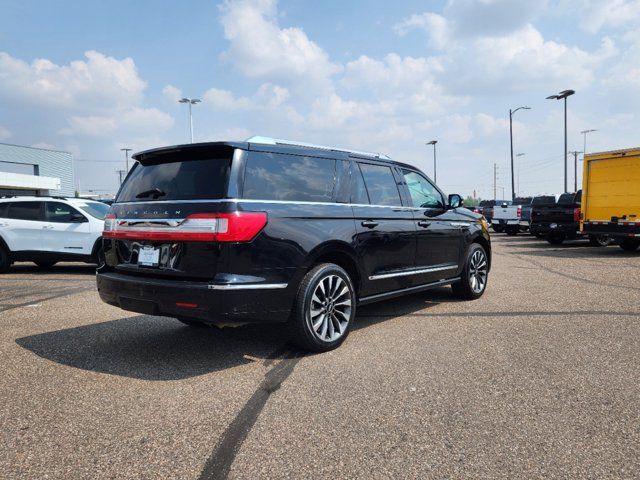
[218,0,340,91]
[0,125,11,141]
[66,107,174,136]
[162,84,182,102]
[394,13,449,49]
[203,87,251,110]
[562,0,640,33]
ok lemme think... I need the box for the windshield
[116,157,231,203]
[77,201,110,220]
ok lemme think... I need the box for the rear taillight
[517,207,522,218]
[573,207,581,223]
[102,212,267,242]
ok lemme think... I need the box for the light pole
[120,148,132,172]
[509,106,530,201]
[581,129,596,156]
[546,89,575,193]
[426,140,437,183]
[179,97,201,143]
[515,153,525,196]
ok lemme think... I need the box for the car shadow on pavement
[15,288,459,381]
[8,263,97,275]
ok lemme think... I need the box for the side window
[358,163,402,207]
[402,170,444,209]
[46,202,82,223]
[7,202,44,221]
[350,163,370,204]
[243,152,337,202]
[0,202,8,218]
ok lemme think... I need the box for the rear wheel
[289,263,355,352]
[619,238,640,252]
[547,233,565,245]
[451,243,489,300]
[492,225,504,233]
[589,235,612,247]
[35,261,57,269]
[0,245,10,273]
[505,227,519,236]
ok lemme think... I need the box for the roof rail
[247,136,392,160]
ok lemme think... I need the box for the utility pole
[568,150,583,192]
[116,169,126,186]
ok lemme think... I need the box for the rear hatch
[103,145,264,280]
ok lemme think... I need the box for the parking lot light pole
[509,107,530,201]
[120,148,132,173]
[426,140,437,183]
[515,153,525,196]
[581,129,596,156]
[546,90,575,193]
[179,98,201,143]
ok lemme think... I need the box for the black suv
[97,138,491,351]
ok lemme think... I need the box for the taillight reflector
[102,212,267,242]
[573,207,581,223]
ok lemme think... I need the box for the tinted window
[402,170,444,208]
[351,164,370,204]
[532,196,557,206]
[557,193,576,205]
[46,202,82,223]
[0,202,8,218]
[243,152,336,202]
[117,158,231,203]
[358,163,402,207]
[7,202,43,221]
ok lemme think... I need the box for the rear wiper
[135,188,166,199]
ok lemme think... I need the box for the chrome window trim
[207,283,288,290]
[369,264,458,281]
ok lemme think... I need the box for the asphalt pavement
[1,235,639,479]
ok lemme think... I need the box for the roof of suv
[0,196,103,204]
[131,138,419,171]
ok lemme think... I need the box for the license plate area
[138,245,160,267]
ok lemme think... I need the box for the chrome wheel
[307,274,352,342]
[469,249,488,294]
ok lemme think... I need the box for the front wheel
[289,263,356,352]
[451,244,489,300]
[619,238,640,252]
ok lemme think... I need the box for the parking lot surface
[1,235,639,479]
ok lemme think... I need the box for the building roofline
[0,142,72,155]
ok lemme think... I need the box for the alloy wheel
[307,274,352,342]
[469,249,488,294]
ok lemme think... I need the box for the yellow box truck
[581,147,640,251]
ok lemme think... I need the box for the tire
[35,261,57,269]
[505,227,518,236]
[547,234,565,245]
[94,244,105,267]
[289,263,356,352]
[0,244,10,273]
[176,317,208,327]
[589,235,612,247]
[451,243,489,300]
[492,225,504,233]
[619,238,640,252]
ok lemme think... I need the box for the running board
[357,277,460,306]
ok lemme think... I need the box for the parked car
[96,138,492,352]
[530,191,611,246]
[0,196,109,271]
[581,147,640,252]
[529,195,560,238]
[491,200,525,235]
[479,199,511,231]
[514,196,533,231]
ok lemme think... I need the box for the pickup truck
[530,191,611,246]
[491,199,531,235]
[581,147,640,252]
[479,199,510,228]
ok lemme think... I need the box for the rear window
[116,158,231,203]
[243,152,336,202]
[532,196,557,206]
[557,193,576,205]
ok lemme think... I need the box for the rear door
[43,201,94,255]
[351,161,416,297]
[3,201,45,251]
[400,168,462,283]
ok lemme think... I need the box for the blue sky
[1,0,639,198]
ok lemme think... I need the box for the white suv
[0,196,109,272]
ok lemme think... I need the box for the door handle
[361,220,379,229]
[417,220,431,228]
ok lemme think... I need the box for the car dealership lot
[1,235,640,479]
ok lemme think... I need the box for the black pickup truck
[530,191,611,246]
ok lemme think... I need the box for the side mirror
[448,194,463,209]
[70,213,87,223]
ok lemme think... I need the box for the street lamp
[509,106,530,201]
[178,97,201,143]
[120,148,132,172]
[546,89,575,193]
[515,153,525,196]
[580,129,596,156]
[426,140,437,183]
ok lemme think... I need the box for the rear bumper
[530,222,580,237]
[96,270,295,323]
